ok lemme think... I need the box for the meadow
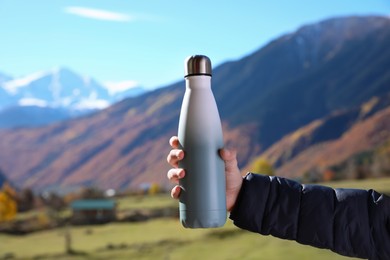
[1,177,389,260]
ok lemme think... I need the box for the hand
[166,136,243,212]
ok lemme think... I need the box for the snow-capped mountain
[0,68,146,127]
[0,67,146,111]
[2,68,110,110]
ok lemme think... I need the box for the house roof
[70,199,116,210]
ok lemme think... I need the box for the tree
[148,183,160,195]
[40,192,66,211]
[322,169,336,182]
[80,187,105,199]
[250,157,274,176]
[371,148,390,177]
[0,190,17,222]
[0,168,17,221]
[17,188,35,212]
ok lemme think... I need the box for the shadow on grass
[205,228,246,240]
[98,238,189,253]
[31,249,88,260]
[24,229,243,259]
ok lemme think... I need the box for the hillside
[260,95,390,179]
[0,16,389,191]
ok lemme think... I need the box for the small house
[70,199,116,225]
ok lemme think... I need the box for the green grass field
[323,177,390,194]
[0,220,357,260]
[1,177,389,260]
[116,193,177,211]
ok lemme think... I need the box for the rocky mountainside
[0,16,389,192]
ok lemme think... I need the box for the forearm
[229,173,301,241]
[229,173,390,259]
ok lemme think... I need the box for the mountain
[0,15,389,192]
[0,68,147,127]
[214,16,390,147]
[1,68,111,110]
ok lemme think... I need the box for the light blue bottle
[177,55,226,228]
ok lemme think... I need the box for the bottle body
[178,75,226,228]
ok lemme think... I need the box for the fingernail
[222,149,230,157]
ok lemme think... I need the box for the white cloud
[64,6,133,22]
[19,98,48,107]
[74,99,110,110]
[103,80,139,95]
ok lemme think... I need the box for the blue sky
[0,0,389,90]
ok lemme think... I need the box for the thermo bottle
[177,55,227,228]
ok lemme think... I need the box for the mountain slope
[0,16,389,191]
[273,105,390,179]
[260,94,390,178]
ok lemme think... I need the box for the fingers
[169,136,180,149]
[171,185,181,199]
[167,149,184,167]
[167,168,185,184]
[167,167,185,199]
[168,136,183,199]
[168,136,183,200]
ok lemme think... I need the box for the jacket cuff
[229,173,271,233]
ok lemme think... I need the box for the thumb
[220,148,239,172]
[220,148,243,212]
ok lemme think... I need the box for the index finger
[169,136,180,149]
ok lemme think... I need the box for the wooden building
[70,199,116,225]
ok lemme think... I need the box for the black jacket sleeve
[229,173,390,260]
